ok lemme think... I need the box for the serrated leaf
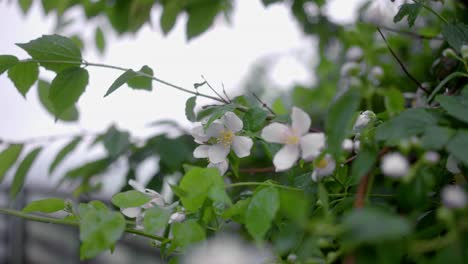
[393,3,422,27]
[10,147,42,198]
[7,61,39,97]
[446,130,468,167]
[436,94,468,124]
[49,67,89,117]
[127,65,153,91]
[161,0,183,35]
[441,23,468,52]
[186,1,221,40]
[17,34,82,72]
[0,55,19,75]
[172,220,206,249]
[38,80,79,122]
[326,89,361,158]
[94,27,105,54]
[23,198,66,213]
[245,186,279,241]
[104,69,137,97]
[185,96,197,122]
[111,190,151,208]
[49,137,81,174]
[0,144,23,183]
[143,207,171,234]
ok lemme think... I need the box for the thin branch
[201,75,229,103]
[225,181,302,192]
[221,83,231,103]
[239,166,276,173]
[376,28,429,94]
[0,131,93,146]
[379,25,444,40]
[252,92,276,115]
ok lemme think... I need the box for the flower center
[218,130,234,147]
[315,158,328,169]
[285,135,299,145]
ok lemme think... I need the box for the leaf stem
[414,0,448,24]
[427,72,468,103]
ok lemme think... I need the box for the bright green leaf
[185,96,197,122]
[10,147,42,198]
[19,0,33,14]
[0,55,19,75]
[38,80,79,122]
[23,198,66,213]
[127,65,153,91]
[245,186,279,241]
[103,126,130,158]
[49,137,81,174]
[384,88,405,116]
[161,0,183,35]
[111,190,151,208]
[7,61,39,97]
[143,207,171,234]
[49,67,89,117]
[243,106,268,132]
[222,198,250,223]
[441,23,468,52]
[172,220,206,249]
[0,144,23,183]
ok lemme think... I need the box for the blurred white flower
[364,0,401,26]
[192,125,210,144]
[194,145,229,175]
[340,62,361,77]
[346,46,363,61]
[169,211,186,224]
[261,107,325,171]
[369,66,384,84]
[182,235,273,264]
[311,155,336,182]
[342,139,354,153]
[121,179,166,219]
[287,254,298,263]
[441,185,467,209]
[353,110,376,133]
[353,139,361,153]
[381,152,409,178]
[446,154,461,174]
[423,151,440,164]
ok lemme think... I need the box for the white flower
[441,185,467,209]
[353,110,376,133]
[446,154,461,174]
[423,151,440,164]
[311,155,336,182]
[168,211,186,224]
[287,254,298,263]
[121,180,166,229]
[342,139,354,153]
[346,46,363,61]
[194,145,229,175]
[369,66,384,85]
[192,125,210,143]
[353,140,361,153]
[363,0,401,26]
[381,152,409,178]
[182,235,273,264]
[340,62,361,77]
[261,107,325,171]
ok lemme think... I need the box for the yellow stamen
[218,130,234,147]
[316,158,328,169]
[285,135,299,145]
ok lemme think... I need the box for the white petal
[223,112,243,132]
[121,207,141,218]
[311,155,336,181]
[128,179,146,193]
[193,145,210,158]
[381,152,409,178]
[208,144,230,164]
[342,139,354,152]
[191,125,209,143]
[261,123,289,143]
[273,145,300,172]
[206,122,224,138]
[232,136,253,158]
[291,107,311,136]
[209,160,229,175]
[300,133,325,161]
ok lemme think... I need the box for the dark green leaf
[127,65,153,91]
[104,69,137,97]
[393,3,422,27]
[49,67,89,117]
[161,0,183,34]
[172,220,205,249]
[111,190,151,208]
[243,106,268,132]
[7,61,39,97]
[185,96,197,122]
[38,80,79,122]
[49,137,81,174]
[0,144,23,183]
[23,198,66,213]
[350,144,379,185]
[436,94,468,124]
[94,27,105,54]
[202,104,236,130]
[186,1,221,40]
[245,186,279,241]
[17,34,82,72]
[143,207,171,234]
[326,89,361,158]
[0,55,19,75]
[10,147,42,198]
[103,126,130,158]
[262,0,283,6]
[421,126,454,150]
[441,23,468,52]
[384,88,405,116]
[446,130,468,167]
[279,190,308,225]
[65,158,110,179]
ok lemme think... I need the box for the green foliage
[0,55,19,75]
[160,0,183,35]
[94,27,106,54]
[143,207,171,234]
[103,126,130,159]
[105,69,138,97]
[172,220,206,249]
[10,147,42,198]
[186,1,222,40]
[111,190,151,208]
[23,198,66,213]
[19,0,33,14]
[420,126,454,150]
[436,94,468,124]
[243,106,269,132]
[7,61,39,97]
[185,96,197,122]
[393,3,422,27]
[49,137,81,174]
[0,144,23,183]
[38,80,79,122]
[446,130,468,166]
[127,65,154,91]
[49,67,89,117]
[442,23,468,52]
[245,186,279,241]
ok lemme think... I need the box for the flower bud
[441,185,467,209]
[353,110,376,132]
[342,139,354,152]
[346,46,363,61]
[340,62,361,77]
[353,140,361,153]
[381,152,409,178]
[442,48,457,59]
[369,66,384,80]
[169,211,186,224]
[287,254,298,263]
[423,151,440,164]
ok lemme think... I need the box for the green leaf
[243,106,269,132]
[127,65,153,91]
[111,190,151,208]
[326,89,361,158]
[17,34,82,72]
[38,80,79,122]
[94,27,106,54]
[384,88,405,116]
[279,190,308,225]
[49,67,89,117]
[10,147,42,198]
[49,137,81,174]
[161,0,183,35]
[65,158,110,179]
[376,109,438,143]
[271,97,288,115]
[7,61,39,97]
[103,126,131,158]
[172,220,206,249]
[202,104,236,130]
[19,0,33,13]
[436,94,468,124]
[186,1,221,40]
[143,207,171,234]
[393,3,421,27]
[0,55,19,75]
[23,198,66,213]
[342,207,411,246]
[0,144,23,183]
[441,23,468,52]
[446,130,468,167]
[421,126,455,150]
[350,144,379,185]
[104,69,138,97]
[222,198,250,223]
[245,186,280,241]
[79,202,125,259]
[185,96,197,122]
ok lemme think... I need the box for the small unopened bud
[369,66,384,79]
[423,151,440,164]
[441,185,467,209]
[353,140,361,153]
[341,62,361,77]
[353,110,376,132]
[342,139,354,152]
[169,212,186,224]
[287,254,298,263]
[346,46,363,61]
[381,152,409,178]
[442,48,457,59]
[462,44,468,60]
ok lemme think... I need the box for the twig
[239,166,276,173]
[201,75,229,103]
[252,92,276,115]
[376,28,429,94]
[379,25,444,40]
[221,83,232,103]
